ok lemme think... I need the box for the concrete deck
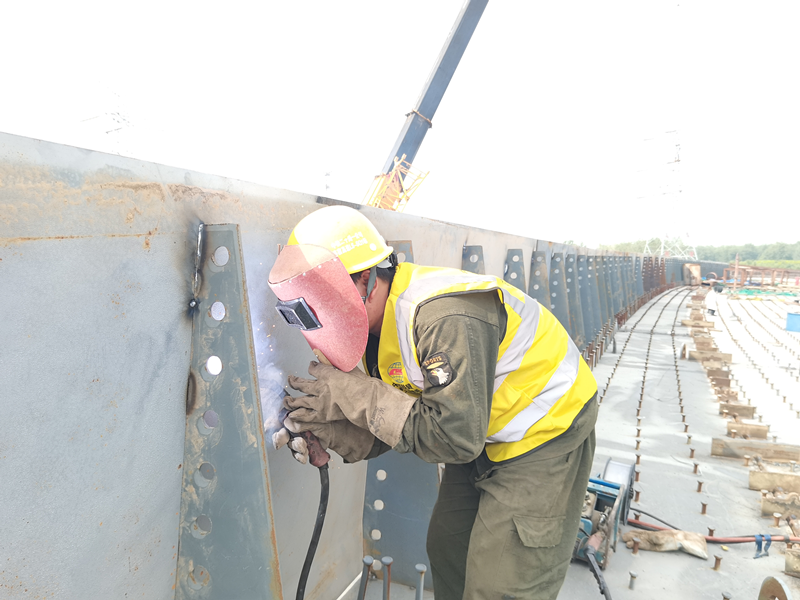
[561,288,800,599]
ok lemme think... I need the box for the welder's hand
[287,361,417,447]
[286,362,370,421]
[272,426,311,465]
[284,417,375,463]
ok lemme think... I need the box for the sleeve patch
[422,352,455,388]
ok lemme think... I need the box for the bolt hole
[371,529,382,540]
[192,514,213,539]
[469,254,478,263]
[510,273,518,279]
[194,515,211,536]
[195,409,220,438]
[533,284,539,290]
[212,246,229,267]
[206,356,223,376]
[512,255,520,262]
[203,410,219,428]
[536,256,543,262]
[373,499,385,511]
[197,514,212,532]
[187,566,210,590]
[376,469,387,481]
[396,252,406,263]
[194,462,216,488]
[209,301,226,321]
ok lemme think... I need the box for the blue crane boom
[380,0,489,175]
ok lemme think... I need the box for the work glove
[286,361,417,447]
[276,417,376,464]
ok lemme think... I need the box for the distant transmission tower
[644,234,699,259]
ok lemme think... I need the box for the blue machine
[573,459,635,599]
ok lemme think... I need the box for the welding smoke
[248,255,292,437]
[257,356,286,437]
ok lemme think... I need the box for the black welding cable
[627,508,679,530]
[296,464,330,600]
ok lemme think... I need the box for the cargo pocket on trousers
[508,515,565,554]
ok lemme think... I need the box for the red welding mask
[268,244,368,372]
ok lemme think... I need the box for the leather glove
[287,361,417,447]
[284,417,375,463]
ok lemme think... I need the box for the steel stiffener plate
[528,250,551,306]
[175,224,282,599]
[504,249,526,291]
[363,452,438,590]
[388,240,415,265]
[461,245,485,274]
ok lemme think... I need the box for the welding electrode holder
[278,402,331,468]
[584,534,613,600]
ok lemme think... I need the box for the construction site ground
[347,287,800,600]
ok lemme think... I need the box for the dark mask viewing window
[275,297,322,331]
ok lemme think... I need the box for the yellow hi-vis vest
[376,263,597,462]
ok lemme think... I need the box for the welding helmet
[287,206,394,274]
[268,244,368,372]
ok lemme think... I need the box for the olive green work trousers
[426,399,597,600]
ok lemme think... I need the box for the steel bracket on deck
[363,453,437,590]
[504,249,526,291]
[462,245,486,274]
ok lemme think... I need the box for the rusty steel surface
[0,132,363,600]
[0,229,190,599]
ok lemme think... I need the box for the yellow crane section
[362,154,428,213]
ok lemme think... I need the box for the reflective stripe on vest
[377,263,597,461]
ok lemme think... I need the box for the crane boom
[364,0,488,212]
[381,0,489,175]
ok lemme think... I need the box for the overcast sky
[2,1,798,249]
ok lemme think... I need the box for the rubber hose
[627,518,800,544]
[296,464,330,600]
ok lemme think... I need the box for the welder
[269,205,598,600]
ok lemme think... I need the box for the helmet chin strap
[362,254,397,303]
[363,266,377,304]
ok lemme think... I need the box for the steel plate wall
[0,133,363,600]
[0,132,729,598]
